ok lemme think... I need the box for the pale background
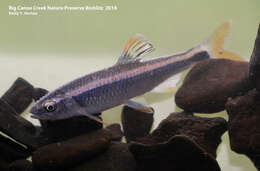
[0,0,260,170]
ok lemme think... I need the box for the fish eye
[43,101,57,112]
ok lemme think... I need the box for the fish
[29,21,244,123]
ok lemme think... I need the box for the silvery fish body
[30,23,239,121]
[59,49,208,112]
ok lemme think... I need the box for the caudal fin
[207,21,245,61]
[148,22,245,95]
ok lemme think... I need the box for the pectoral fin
[126,100,154,114]
[81,112,104,124]
[73,104,105,124]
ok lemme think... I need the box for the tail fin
[205,21,245,61]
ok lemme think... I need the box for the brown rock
[249,23,260,90]
[0,135,31,162]
[129,135,220,171]
[1,78,34,114]
[0,99,38,149]
[8,160,36,171]
[32,88,48,101]
[105,124,124,141]
[121,105,154,143]
[32,129,112,171]
[226,89,260,169]
[0,78,103,150]
[38,115,103,145]
[136,112,227,158]
[175,58,252,113]
[71,142,136,171]
[0,159,9,171]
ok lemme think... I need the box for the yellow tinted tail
[209,21,245,61]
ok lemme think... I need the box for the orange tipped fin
[117,34,155,64]
[210,21,245,61]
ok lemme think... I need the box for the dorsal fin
[116,34,155,64]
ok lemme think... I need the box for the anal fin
[151,73,182,93]
[73,103,107,125]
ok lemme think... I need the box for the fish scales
[70,51,209,113]
[30,22,241,121]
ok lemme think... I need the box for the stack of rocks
[175,23,260,170]
[1,23,259,171]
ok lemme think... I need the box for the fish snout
[30,113,49,120]
[29,105,38,114]
[29,106,43,120]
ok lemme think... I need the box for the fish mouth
[29,106,46,120]
[30,114,42,120]
[30,114,52,120]
[29,107,41,119]
[30,112,50,120]
[29,106,38,114]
